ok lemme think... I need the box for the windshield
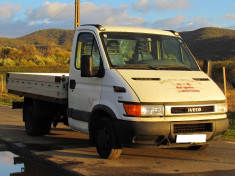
[100,32,199,71]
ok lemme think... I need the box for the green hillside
[0,29,74,51]
[180,27,235,61]
[19,28,74,51]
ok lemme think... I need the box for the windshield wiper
[156,65,193,71]
[113,65,192,71]
[147,66,160,70]
[113,65,155,70]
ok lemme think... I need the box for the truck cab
[67,25,229,158]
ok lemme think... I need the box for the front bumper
[113,118,229,147]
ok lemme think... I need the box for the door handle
[70,79,76,89]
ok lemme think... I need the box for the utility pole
[75,0,80,30]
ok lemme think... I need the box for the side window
[75,33,101,76]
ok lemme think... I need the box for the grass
[222,110,235,141]
[222,129,235,141]
[0,93,23,105]
[0,65,69,74]
[222,88,235,140]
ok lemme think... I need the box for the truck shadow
[0,124,100,159]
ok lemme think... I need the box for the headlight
[123,104,164,117]
[215,103,228,113]
[141,105,164,116]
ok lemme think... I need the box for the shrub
[0,58,3,66]
[3,58,16,67]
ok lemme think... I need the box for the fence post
[1,75,3,93]
[223,67,227,99]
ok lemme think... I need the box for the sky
[0,0,234,38]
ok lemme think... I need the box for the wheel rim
[97,127,111,150]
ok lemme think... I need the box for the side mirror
[203,60,212,77]
[81,55,93,77]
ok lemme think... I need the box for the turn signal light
[123,104,141,117]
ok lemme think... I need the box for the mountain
[19,29,74,51]
[0,27,235,61]
[180,27,235,61]
[0,29,74,51]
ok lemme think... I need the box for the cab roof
[77,24,177,37]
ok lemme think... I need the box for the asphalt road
[0,104,235,176]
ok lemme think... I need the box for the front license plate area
[176,134,206,143]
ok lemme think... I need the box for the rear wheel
[24,107,42,136]
[42,118,51,135]
[96,118,122,159]
[24,107,51,136]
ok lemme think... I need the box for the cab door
[68,32,103,133]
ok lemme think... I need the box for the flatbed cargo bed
[6,72,69,104]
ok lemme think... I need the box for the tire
[24,107,51,136]
[24,107,43,136]
[96,118,122,159]
[42,119,51,135]
[188,144,208,150]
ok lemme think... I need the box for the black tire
[24,107,51,136]
[42,119,51,135]
[188,144,208,150]
[96,118,122,159]
[24,107,43,136]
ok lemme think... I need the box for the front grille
[174,123,213,134]
[171,106,214,114]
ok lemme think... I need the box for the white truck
[6,24,229,159]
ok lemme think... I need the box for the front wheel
[96,118,122,159]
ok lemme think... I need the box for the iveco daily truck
[6,25,229,159]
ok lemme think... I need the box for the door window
[75,33,101,76]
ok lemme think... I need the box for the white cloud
[225,14,235,20]
[152,15,212,31]
[153,0,191,10]
[133,0,191,13]
[28,21,36,26]
[0,2,21,18]
[227,23,235,30]
[0,1,218,38]
[44,19,51,24]
[132,0,150,13]
[80,2,146,26]
[0,20,36,38]
[1,2,147,37]
[27,1,74,21]
[26,1,146,27]
[154,14,186,28]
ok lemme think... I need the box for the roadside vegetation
[222,88,235,141]
[0,45,70,67]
